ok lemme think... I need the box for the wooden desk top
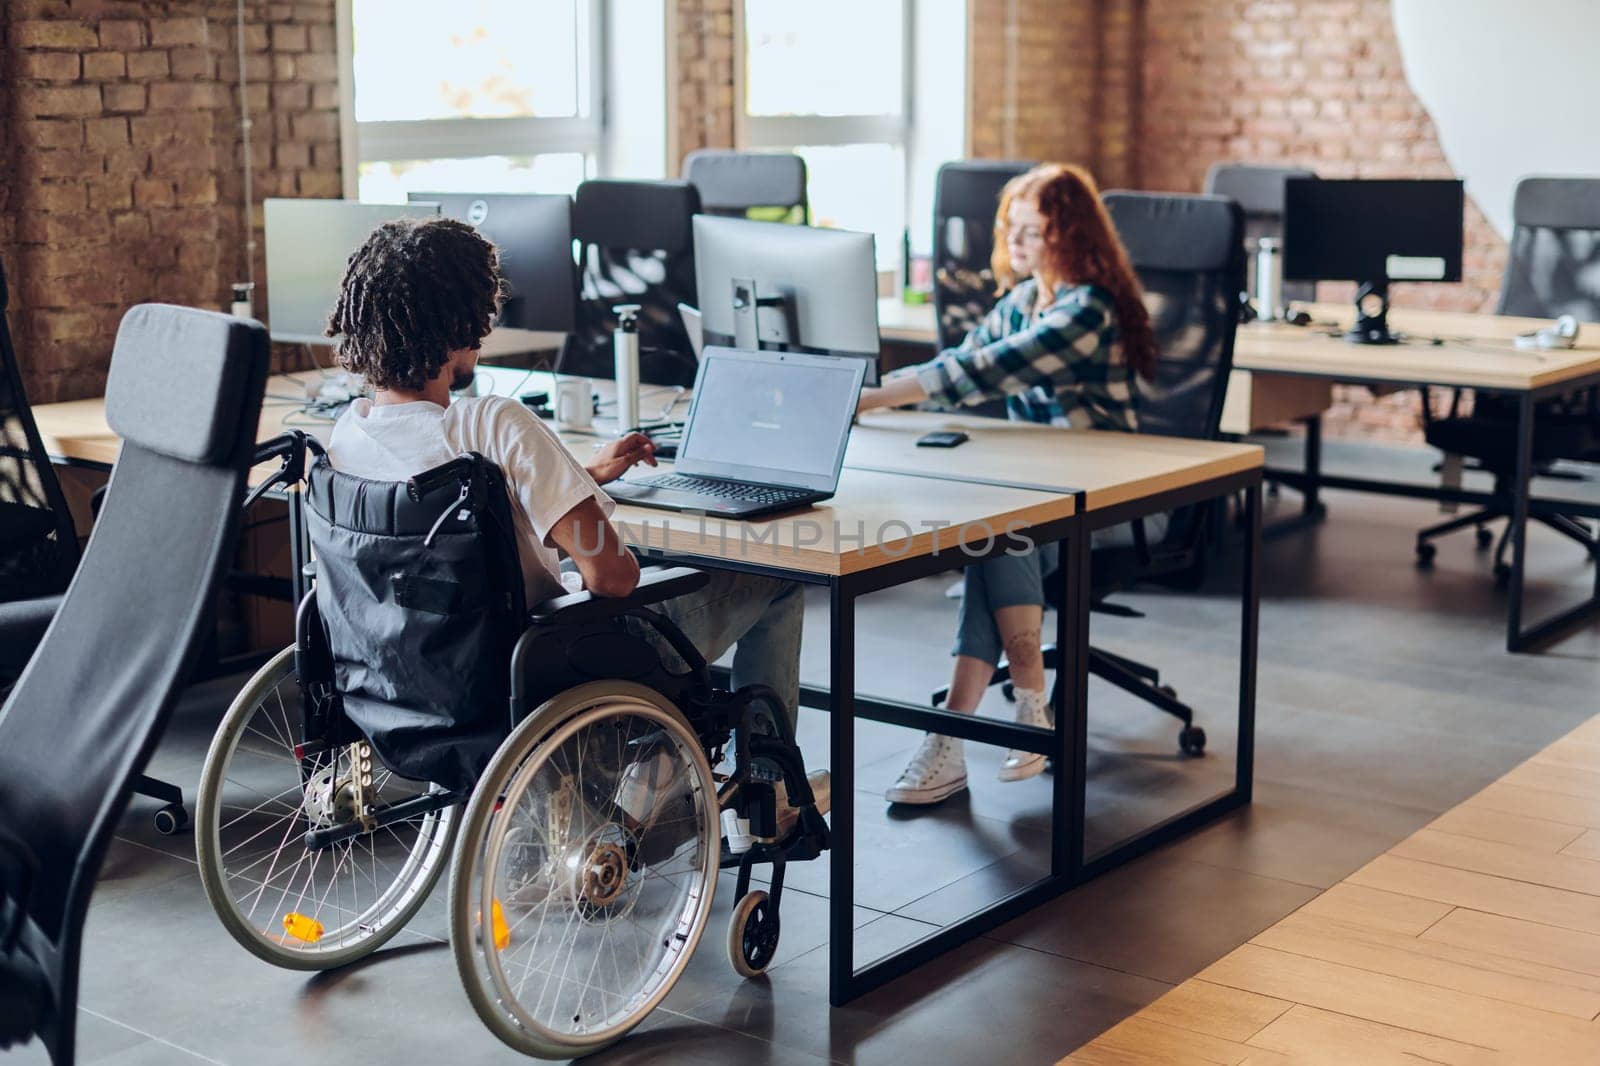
[477,326,564,360]
[1235,303,1600,392]
[848,409,1263,513]
[32,369,1075,578]
[611,469,1073,577]
[877,297,938,346]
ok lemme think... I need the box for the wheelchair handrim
[459,684,718,1054]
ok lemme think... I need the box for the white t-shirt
[327,396,613,605]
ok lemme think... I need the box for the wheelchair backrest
[304,452,526,792]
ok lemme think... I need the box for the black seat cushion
[1425,415,1594,474]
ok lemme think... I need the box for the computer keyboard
[635,474,813,505]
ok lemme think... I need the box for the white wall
[1393,0,1600,238]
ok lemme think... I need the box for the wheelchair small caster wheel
[1179,726,1206,756]
[1415,542,1436,567]
[153,804,189,836]
[1476,527,1493,549]
[1001,682,1015,702]
[728,890,779,979]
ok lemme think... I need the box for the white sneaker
[999,690,1052,782]
[885,734,968,805]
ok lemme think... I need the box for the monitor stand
[1346,281,1402,345]
[729,277,796,351]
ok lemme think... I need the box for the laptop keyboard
[635,473,813,506]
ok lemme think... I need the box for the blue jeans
[647,570,805,728]
[953,514,1170,665]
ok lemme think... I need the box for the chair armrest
[529,566,709,625]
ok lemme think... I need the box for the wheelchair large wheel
[196,647,460,970]
[449,681,718,1059]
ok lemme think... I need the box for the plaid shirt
[895,281,1139,431]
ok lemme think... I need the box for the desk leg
[1506,394,1534,651]
[1302,415,1324,521]
[1057,521,1088,880]
[1239,483,1261,801]
[828,580,856,1007]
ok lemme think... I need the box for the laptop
[607,346,866,518]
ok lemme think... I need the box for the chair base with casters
[1414,483,1600,583]
[194,438,828,1061]
[1415,407,1600,582]
[931,627,1206,759]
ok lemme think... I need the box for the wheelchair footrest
[303,788,464,850]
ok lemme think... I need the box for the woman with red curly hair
[859,163,1163,805]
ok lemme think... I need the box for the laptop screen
[675,347,865,492]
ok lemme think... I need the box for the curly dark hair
[325,217,506,391]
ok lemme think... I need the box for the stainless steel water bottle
[612,303,641,435]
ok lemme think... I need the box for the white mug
[554,377,594,430]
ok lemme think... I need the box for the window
[739,0,910,270]
[348,0,604,202]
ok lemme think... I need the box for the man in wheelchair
[192,217,832,1058]
[323,216,827,832]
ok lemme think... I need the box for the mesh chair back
[304,454,526,793]
[1498,176,1600,321]
[0,305,268,1062]
[932,160,1035,350]
[684,150,808,224]
[1105,191,1244,443]
[0,257,80,603]
[559,179,702,387]
[1203,163,1317,304]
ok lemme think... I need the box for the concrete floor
[10,438,1600,1065]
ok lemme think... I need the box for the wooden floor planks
[1063,718,1600,1064]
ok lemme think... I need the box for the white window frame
[735,2,912,150]
[336,0,607,198]
[734,1,915,276]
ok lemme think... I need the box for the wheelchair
[194,433,828,1059]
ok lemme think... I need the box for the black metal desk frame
[673,464,1261,1006]
[1255,365,1600,652]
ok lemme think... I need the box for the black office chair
[558,179,702,389]
[0,304,270,1064]
[684,149,808,225]
[1203,163,1317,307]
[941,192,1244,755]
[931,159,1035,351]
[0,255,79,620]
[1415,176,1600,578]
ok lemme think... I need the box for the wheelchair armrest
[529,566,710,625]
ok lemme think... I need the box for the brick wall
[2,0,340,405]
[1133,0,1504,442]
[671,0,736,166]
[965,0,1499,442]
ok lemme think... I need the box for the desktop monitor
[407,192,577,333]
[692,215,882,384]
[1283,178,1463,344]
[263,199,441,345]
